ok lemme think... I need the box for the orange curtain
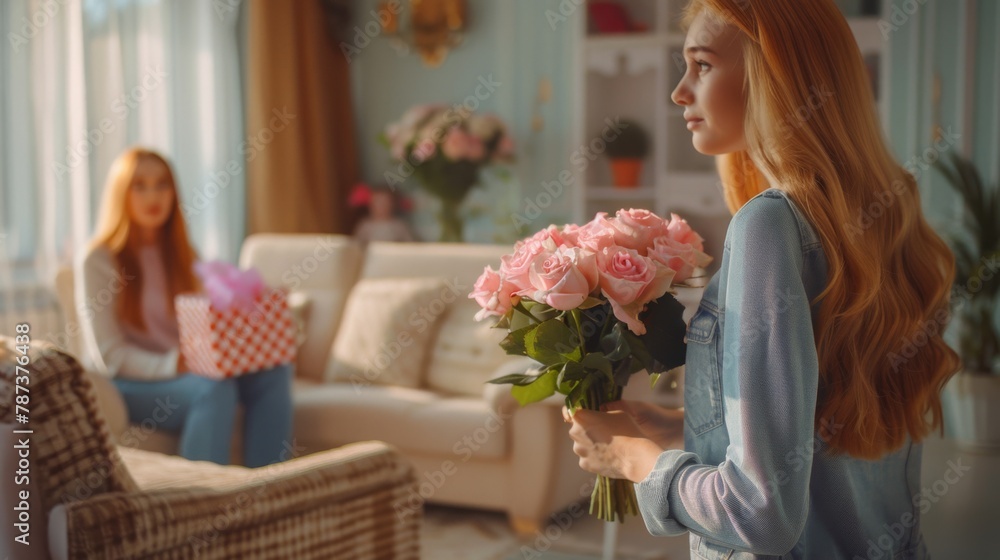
[246,0,358,234]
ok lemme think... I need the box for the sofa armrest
[50,442,419,559]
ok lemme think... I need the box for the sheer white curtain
[0,0,245,286]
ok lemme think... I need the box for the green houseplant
[605,119,650,189]
[935,152,1000,449]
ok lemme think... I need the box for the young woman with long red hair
[77,147,293,467]
[565,1,959,557]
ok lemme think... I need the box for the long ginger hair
[684,0,961,458]
[89,148,200,330]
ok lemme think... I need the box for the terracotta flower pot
[609,158,643,188]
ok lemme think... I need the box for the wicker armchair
[0,337,420,559]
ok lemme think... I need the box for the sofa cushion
[356,241,514,396]
[292,381,508,460]
[425,300,512,396]
[325,277,451,388]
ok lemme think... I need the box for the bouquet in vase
[382,105,515,242]
[469,209,712,522]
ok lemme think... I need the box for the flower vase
[438,197,465,243]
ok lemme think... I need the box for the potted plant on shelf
[936,152,1000,451]
[605,119,650,189]
[382,105,515,242]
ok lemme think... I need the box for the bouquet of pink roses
[470,209,711,522]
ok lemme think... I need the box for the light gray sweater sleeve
[75,247,179,381]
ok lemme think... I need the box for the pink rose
[500,238,555,294]
[442,127,485,161]
[495,134,515,160]
[465,134,485,161]
[560,223,582,247]
[666,213,705,252]
[529,225,568,248]
[412,138,437,162]
[574,213,616,253]
[469,266,518,321]
[527,247,599,310]
[468,113,502,140]
[597,246,676,334]
[647,237,698,283]
[609,209,671,255]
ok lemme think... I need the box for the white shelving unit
[570,0,892,227]
[571,0,726,225]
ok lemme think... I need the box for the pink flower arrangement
[470,209,711,523]
[382,104,514,167]
[381,105,515,242]
[471,209,711,335]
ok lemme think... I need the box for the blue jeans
[113,363,294,468]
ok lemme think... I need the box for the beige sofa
[56,235,593,531]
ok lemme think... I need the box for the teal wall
[350,0,999,241]
[884,0,1000,228]
[350,0,576,243]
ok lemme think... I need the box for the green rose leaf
[526,319,582,365]
[500,324,537,356]
[612,357,634,386]
[564,375,593,412]
[623,330,653,372]
[558,360,588,386]
[511,368,558,406]
[600,323,632,362]
[488,373,539,386]
[580,352,613,381]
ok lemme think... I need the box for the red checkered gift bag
[176,261,297,378]
[176,289,296,378]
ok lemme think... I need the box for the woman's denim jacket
[636,189,930,559]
